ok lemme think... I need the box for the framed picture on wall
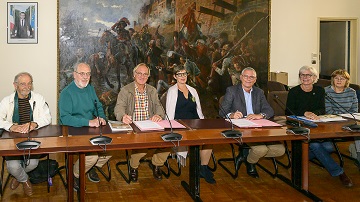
[7,2,38,44]
[58,0,270,120]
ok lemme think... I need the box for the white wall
[0,0,359,123]
[0,0,57,123]
[271,0,360,86]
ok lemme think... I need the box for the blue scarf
[12,92,33,124]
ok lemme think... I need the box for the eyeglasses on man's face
[241,75,256,80]
[299,74,313,78]
[134,71,149,77]
[176,72,188,77]
[17,82,33,87]
[75,71,91,77]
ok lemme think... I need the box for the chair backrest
[160,91,167,108]
[315,78,331,88]
[349,83,360,112]
[349,83,360,91]
[267,81,287,92]
[267,91,288,116]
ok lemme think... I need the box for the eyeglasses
[176,72,188,77]
[75,71,91,77]
[242,75,256,80]
[334,77,346,81]
[299,74,313,78]
[134,71,149,77]
[17,82,33,87]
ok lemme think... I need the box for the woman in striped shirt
[324,69,359,170]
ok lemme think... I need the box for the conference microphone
[159,103,182,145]
[89,100,112,146]
[273,94,310,135]
[215,97,242,138]
[16,101,41,150]
[325,93,360,132]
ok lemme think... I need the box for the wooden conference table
[1,119,357,201]
[65,119,305,202]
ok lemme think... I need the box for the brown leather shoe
[130,167,138,182]
[22,179,33,196]
[152,164,162,180]
[339,172,353,187]
[10,177,20,190]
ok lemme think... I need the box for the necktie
[21,20,24,27]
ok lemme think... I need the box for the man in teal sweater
[59,63,111,190]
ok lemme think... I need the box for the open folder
[133,120,164,131]
[133,120,186,131]
[229,119,282,128]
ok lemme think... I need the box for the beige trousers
[246,143,285,164]
[129,148,170,168]
[73,153,112,178]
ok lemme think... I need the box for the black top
[174,90,199,119]
[286,85,325,116]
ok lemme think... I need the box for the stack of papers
[229,119,282,128]
[133,120,164,131]
[133,120,186,131]
[290,115,347,122]
[108,120,133,131]
[339,113,360,121]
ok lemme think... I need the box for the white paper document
[296,115,348,122]
[133,120,164,131]
[229,119,282,128]
[339,113,360,121]
[230,119,260,127]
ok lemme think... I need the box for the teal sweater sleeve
[59,82,106,127]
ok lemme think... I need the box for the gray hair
[73,62,90,72]
[133,63,150,75]
[241,67,257,77]
[299,65,318,83]
[14,72,33,83]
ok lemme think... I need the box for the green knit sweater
[59,81,106,127]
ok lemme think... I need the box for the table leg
[181,145,201,201]
[290,140,321,201]
[79,153,86,201]
[67,154,74,202]
[301,142,309,191]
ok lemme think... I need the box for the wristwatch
[260,113,266,119]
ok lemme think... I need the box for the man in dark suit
[219,67,285,178]
[12,12,32,38]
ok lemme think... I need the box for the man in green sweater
[59,63,111,190]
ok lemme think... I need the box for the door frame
[318,18,358,84]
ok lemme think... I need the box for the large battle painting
[58,0,270,120]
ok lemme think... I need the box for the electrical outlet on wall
[311,53,317,64]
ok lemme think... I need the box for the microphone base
[90,136,112,145]
[16,140,41,150]
[342,124,360,132]
[286,127,310,135]
[221,130,242,138]
[161,132,182,141]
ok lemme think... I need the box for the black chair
[95,158,111,182]
[267,81,288,92]
[115,151,168,183]
[315,78,331,88]
[0,154,67,196]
